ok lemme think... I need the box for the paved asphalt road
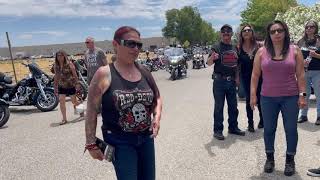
[1,61,320,180]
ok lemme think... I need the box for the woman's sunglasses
[270,28,285,35]
[242,29,253,33]
[305,26,316,30]
[120,39,143,49]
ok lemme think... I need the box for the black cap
[220,24,233,31]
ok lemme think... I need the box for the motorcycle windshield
[29,63,44,77]
[164,48,184,57]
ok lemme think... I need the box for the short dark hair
[264,20,290,58]
[113,26,140,43]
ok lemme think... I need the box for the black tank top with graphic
[101,63,154,135]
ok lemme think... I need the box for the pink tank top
[261,45,299,97]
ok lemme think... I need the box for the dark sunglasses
[120,39,143,49]
[242,29,253,33]
[221,29,232,34]
[305,26,316,30]
[85,41,90,44]
[270,28,285,35]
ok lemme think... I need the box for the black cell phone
[95,138,115,162]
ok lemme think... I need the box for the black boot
[264,153,275,173]
[284,154,295,176]
[258,120,264,129]
[248,123,255,132]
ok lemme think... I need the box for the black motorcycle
[73,59,88,101]
[192,48,205,69]
[0,63,59,112]
[0,98,10,127]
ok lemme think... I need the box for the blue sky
[0,0,318,47]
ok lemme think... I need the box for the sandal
[59,120,67,125]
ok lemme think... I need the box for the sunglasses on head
[270,28,285,35]
[305,25,316,30]
[120,39,143,49]
[242,29,252,33]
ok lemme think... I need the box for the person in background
[238,24,263,132]
[84,37,107,85]
[297,20,320,125]
[54,50,83,125]
[207,24,245,141]
[250,20,306,176]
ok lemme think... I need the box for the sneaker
[315,117,320,125]
[213,133,225,140]
[228,128,245,136]
[298,116,308,123]
[307,167,320,177]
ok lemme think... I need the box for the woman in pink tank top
[250,20,307,176]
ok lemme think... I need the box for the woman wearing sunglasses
[297,20,320,125]
[85,26,162,180]
[238,24,263,132]
[250,20,306,176]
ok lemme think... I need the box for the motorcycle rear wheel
[0,105,10,127]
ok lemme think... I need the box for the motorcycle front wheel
[35,89,59,112]
[0,105,10,127]
[76,82,88,101]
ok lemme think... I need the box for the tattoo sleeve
[85,79,103,144]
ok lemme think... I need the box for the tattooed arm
[85,65,111,145]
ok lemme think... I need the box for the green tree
[276,4,320,42]
[162,6,218,45]
[241,0,298,37]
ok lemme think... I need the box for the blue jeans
[260,95,299,155]
[213,78,239,133]
[300,70,320,117]
[103,132,155,180]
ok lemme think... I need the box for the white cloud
[0,0,204,19]
[29,31,68,36]
[18,34,33,40]
[139,26,162,31]
[89,26,112,31]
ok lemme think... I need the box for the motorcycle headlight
[41,74,49,85]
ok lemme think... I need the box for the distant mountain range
[0,37,170,58]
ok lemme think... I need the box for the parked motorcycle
[192,50,205,69]
[165,47,188,80]
[0,98,10,127]
[0,63,59,112]
[73,59,88,101]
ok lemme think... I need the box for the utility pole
[6,32,17,83]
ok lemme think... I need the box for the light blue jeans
[300,70,320,117]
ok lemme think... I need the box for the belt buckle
[226,76,232,81]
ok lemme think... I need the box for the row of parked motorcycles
[0,58,88,128]
[144,47,207,81]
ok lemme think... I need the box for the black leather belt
[212,73,235,81]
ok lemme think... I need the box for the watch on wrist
[299,92,307,97]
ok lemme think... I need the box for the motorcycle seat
[4,84,16,89]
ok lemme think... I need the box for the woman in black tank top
[85,26,162,180]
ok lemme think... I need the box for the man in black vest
[207,24,245,140]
